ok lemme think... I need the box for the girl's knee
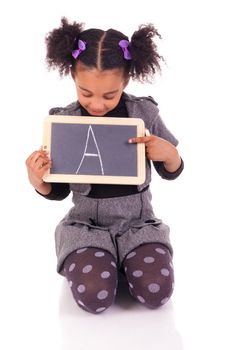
[63,247,118,314]
[129,276,174,309]
[74,279,117,314]
[123,242,175,309]
[74,290,116,314]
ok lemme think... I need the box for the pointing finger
[128,136,151,144]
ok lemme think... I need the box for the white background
[0,1,232,349]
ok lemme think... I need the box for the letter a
[75,125,104,175]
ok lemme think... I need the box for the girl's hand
[129,134,181,173]
[25,149,52,195]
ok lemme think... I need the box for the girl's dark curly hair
[46,17,164,82]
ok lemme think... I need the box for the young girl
[26,17,183,314]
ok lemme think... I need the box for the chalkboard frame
[42,115,145,185]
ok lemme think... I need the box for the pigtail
[130,24,164,82]
[45,17,84,76]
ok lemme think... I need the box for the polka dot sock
[123,243,174,308]
[63,247,118,314]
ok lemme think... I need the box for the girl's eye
[104,95,115,100]
[82,93,115,100]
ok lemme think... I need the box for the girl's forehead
[75,66,125,86]
[73,63,128,93]
[75,63,124,77]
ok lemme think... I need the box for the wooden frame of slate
[42,115,146,185]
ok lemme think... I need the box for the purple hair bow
[119,40,132,60]
[72,39,86,59]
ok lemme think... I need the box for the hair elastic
[72,39,86,59]
[118,40,132,60]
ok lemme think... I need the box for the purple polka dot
[155,248,166,255]
[137,295,145,303]
[126,251,136,259]
[96,307,106,313]
[82,265,93,273]
[161,268,170,276]
[95,251,105,257]
[69,263,76,272]
[76,248,87,254]
[69,281,73,287]
[77,284,86,293]
[132,270,143,277]
[148,283,160,293]
[144,256,155,263]
[78,300,85,306]
[101,271,110,279]
[97,290,109,300]
[161,297,169,305]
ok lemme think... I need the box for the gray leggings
[63,242,174,314]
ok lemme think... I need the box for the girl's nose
[90,99,104,111]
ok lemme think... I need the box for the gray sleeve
[153,158,184,180]
[48,101,81,116]
[149,102,178,146]
[49,107,64,115]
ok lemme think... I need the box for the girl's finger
[128,136,151,144]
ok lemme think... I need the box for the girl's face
[72,63,129,116]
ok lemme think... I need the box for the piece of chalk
[145,129,150,136]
